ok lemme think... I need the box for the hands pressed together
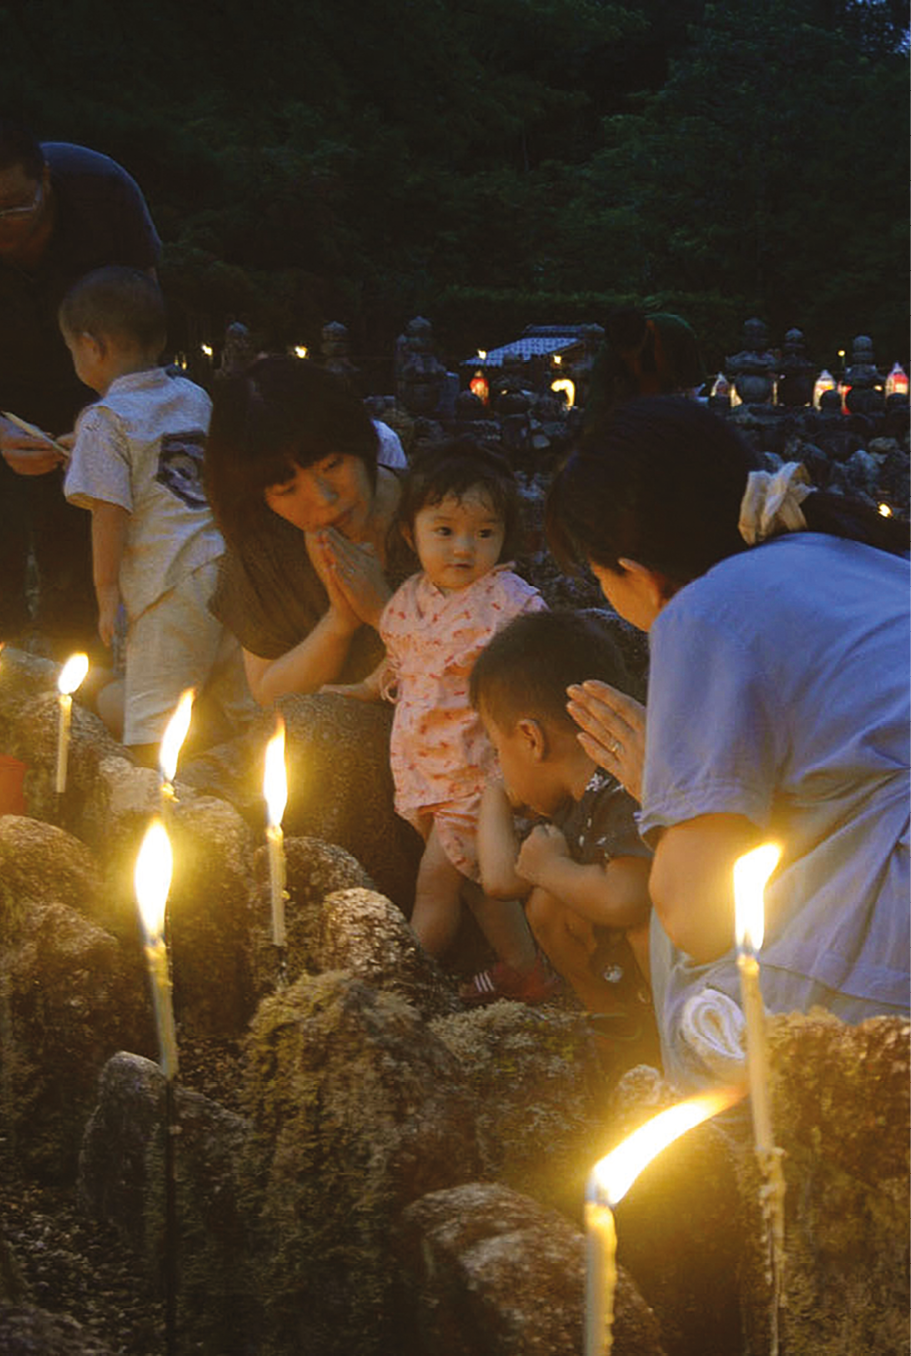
[307,526,391,631]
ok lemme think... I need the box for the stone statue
[725,318,777,405]
[394,317,447,417]
[217,321,256,379]
[844,335,885,415]
[321,321,359,386]
[777,329,816,407]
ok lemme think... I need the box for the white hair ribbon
[738,461,813,545]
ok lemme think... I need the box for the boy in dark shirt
[464,609,652,1014]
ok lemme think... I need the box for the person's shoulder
[43,142,130,185]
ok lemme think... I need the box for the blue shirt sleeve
[638,595,783,842]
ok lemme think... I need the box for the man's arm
[0,416,65,476]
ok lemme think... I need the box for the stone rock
[0,817,101,940]
[241,971,483,1356]
[163,796,258,1039]
[181,693,423,912]
[0,646,58,730]
[5,688,125,836]
[0,1239,28,1304]
[249,834,374,991]
[0,1304,116,1355]
[397,1182,667,1356]
[0,903,151,1180]
[604,1065,746,1356]
[743,1011,911,1356]
[315,885,460,1019]
[80,1051,256,1355]
[431,1003,607,1219]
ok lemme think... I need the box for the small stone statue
[217,321,256,379]
[395,317,447,417]
[844,335,885,415]
[777,329,815,407]
[321,321,359,386]
[725,318,777,405]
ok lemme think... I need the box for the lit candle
[134,818,179,1080]
[733,842,787,1355]
[263,716,288,953]
[585,1086,744,1356]
[733,844,781,1151]
[56,653,89,794]
[158,688,195,815]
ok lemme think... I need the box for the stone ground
[0,1035,248,1354]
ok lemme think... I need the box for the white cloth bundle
[738,461,813,545]
[679,987,748,1081]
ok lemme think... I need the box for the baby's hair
[59,266,167,355]
[395,438,522,562]
[470,609,632,734]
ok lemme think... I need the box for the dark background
[3,0,907,382]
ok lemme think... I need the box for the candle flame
[878,503,893,518]
[134,817,173,942]
[57,652,89,696]
[592,1085,744,1207]
[159,687,195,783]
[734,843,781,952]
[263,716,287,829]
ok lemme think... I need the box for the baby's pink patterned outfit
[380,564,546,878]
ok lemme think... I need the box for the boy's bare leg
[410,823,465,958]
[95,678,125,741]
[527,886,626,1013]
[463,882,537,975]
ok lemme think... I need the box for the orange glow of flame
[159,687,195,783]
[263,716,288,829]
[134,818,173,942]
[57,652,89,696]
[592,1085,744,1207]
[551,377,575,408]
[734,843,781,953]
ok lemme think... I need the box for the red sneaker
[459,951,563,1007]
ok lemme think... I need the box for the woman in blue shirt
[546,396,909,1084]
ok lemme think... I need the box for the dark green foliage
[1,0,905,368]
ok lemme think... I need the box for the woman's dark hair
[546,395,908,592]
[204,355,378,549]
[395,438,523,563]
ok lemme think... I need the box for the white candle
[55,653,89,795]
[134,818,179,1080]
[158,688,195,817]
[263,717,288,952]
[733,842,787,1356]
[585,1086,744,1355]
[733,844,782,1153]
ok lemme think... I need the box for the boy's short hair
[59,265,167,355]
[470,608,632,734]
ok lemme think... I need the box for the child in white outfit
[60,265,249,758]
[328,440,551,970]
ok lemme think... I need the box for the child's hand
[516,823,570,884]
[96,585,120,648]
[320,680,379,702]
